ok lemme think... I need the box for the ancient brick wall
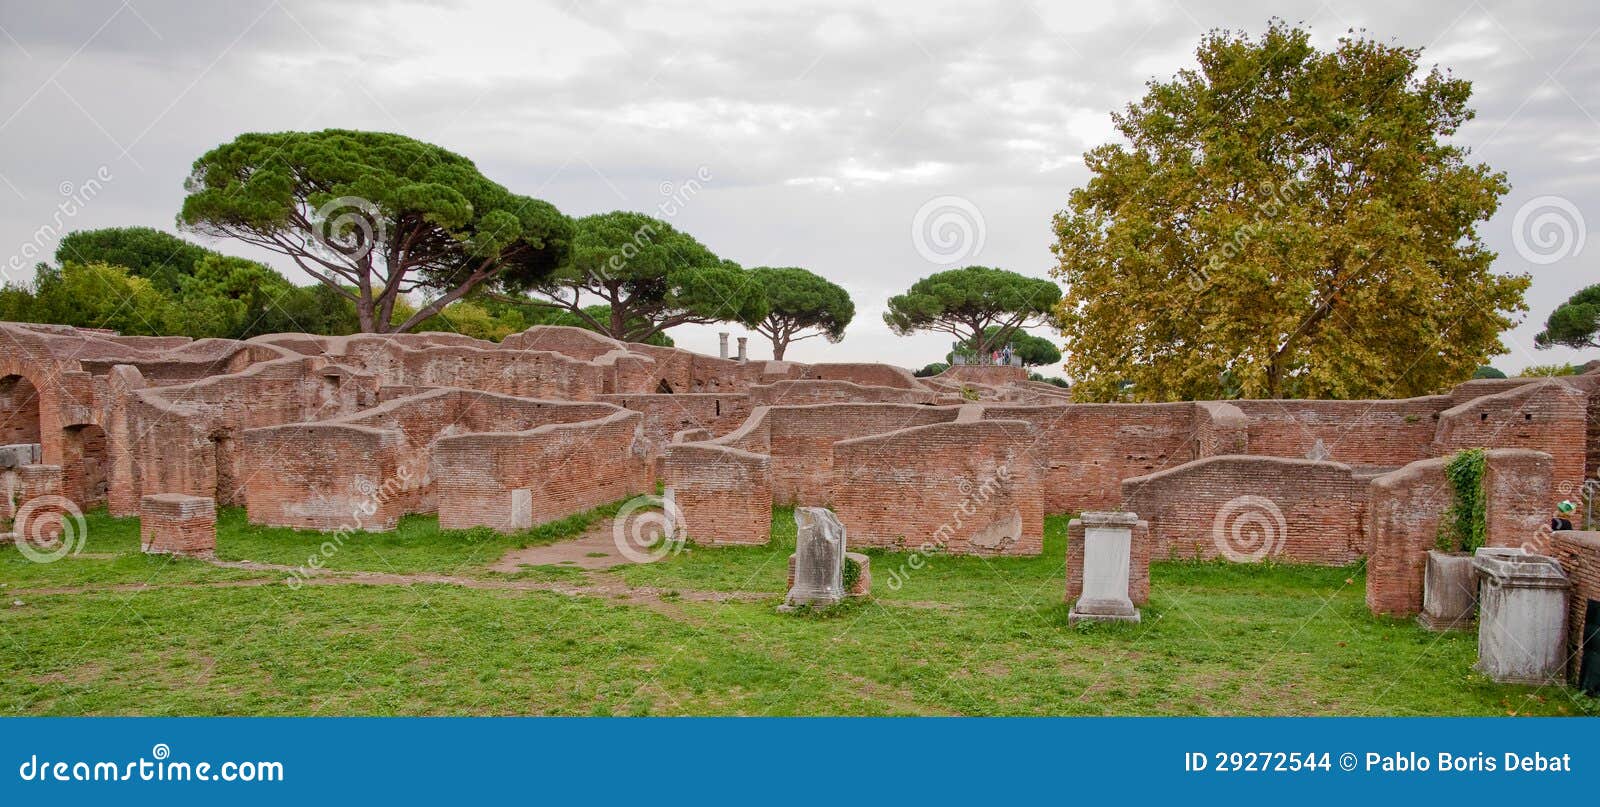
[745,380,938,407]
[980,402,1197,513]
[831,419,1043,555]
[241,423,407,531]
[661,442,773,545]
[1065,517,1151,606]
[796,363,925,390]
[729,403,962,506]
[599,393,751,456]
[0,374,41,445]
[1229,397,1446,469]
[934,365,1028,386]
[1122,455,1368,565]
[433,410,650,532]
[1551,530,1600,684]
[499,325,626,361]
[1365,449,1554,616]
[1432,380,1587,506]
[1193,401,1249,457]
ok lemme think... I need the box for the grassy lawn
[1,505,1595,716]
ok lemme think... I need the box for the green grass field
[1,505,1594,716]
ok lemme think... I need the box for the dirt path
[486,520,644,572]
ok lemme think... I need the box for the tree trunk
[772,337,787,361]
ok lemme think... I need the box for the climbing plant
[1436,448,1487,553]
[842,556,862,593]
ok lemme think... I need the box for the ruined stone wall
[0,374,41,445]
[831,419,1043,555]
[599,393,751,457]
[335,338,606,400]
[1365,449,1553,616]
[241,391,620,529]
[1551,530,1600,684]
[934,365,1028,386]
[979,402,1197,513]
[746,403,961,506]
[1193,401,1249,457]
[796,363,924,390]
[1432,381,1587,506]
[1122,455,1368,565]
[661,442,772,545]
[745,380,938,407]
[433,409,650,532]
[1229,397,1446,469]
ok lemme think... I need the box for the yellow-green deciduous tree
[1051,22,1528,401]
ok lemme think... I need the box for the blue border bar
[1,717,1595,804]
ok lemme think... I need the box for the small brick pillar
[11,464,66,541]
[140,494,217,556]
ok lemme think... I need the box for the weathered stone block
[1473,548,1569,684]
[1069,511,1141,624]
[1418,550,1478,631]
[780,507,846,611]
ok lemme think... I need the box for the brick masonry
[140,493,216,556]
[1550,530,1600,685]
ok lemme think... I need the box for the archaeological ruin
[3,320,1600,685]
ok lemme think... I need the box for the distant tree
[1472,365,1507,379]
[884,266,1060,360]
[1028,372,1071,389]
[914,362,950,378]
[179,129,572,334]
[747,267,854,360]
[948,326,1062,367]
[1535,284,1600,351]
[24,262,176,335]
[1051,22,1526,401]
[1518,363,1579,377]
[524,211,766,342]
[55,226,212,293]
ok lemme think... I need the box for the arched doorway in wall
[61,424,109,508]
[0,374,42,447]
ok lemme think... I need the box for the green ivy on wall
[1436,447,1488,553]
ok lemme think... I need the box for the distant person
[1551,500,1576,532]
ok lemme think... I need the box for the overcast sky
[0,0,1595,374]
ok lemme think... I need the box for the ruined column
[1069,510,1141,624]
[718,332,729,359]
[780,507,846,611]
[736,337,748,363]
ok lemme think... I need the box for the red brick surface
[140,493,216,556]
[1551,530,1600,684]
